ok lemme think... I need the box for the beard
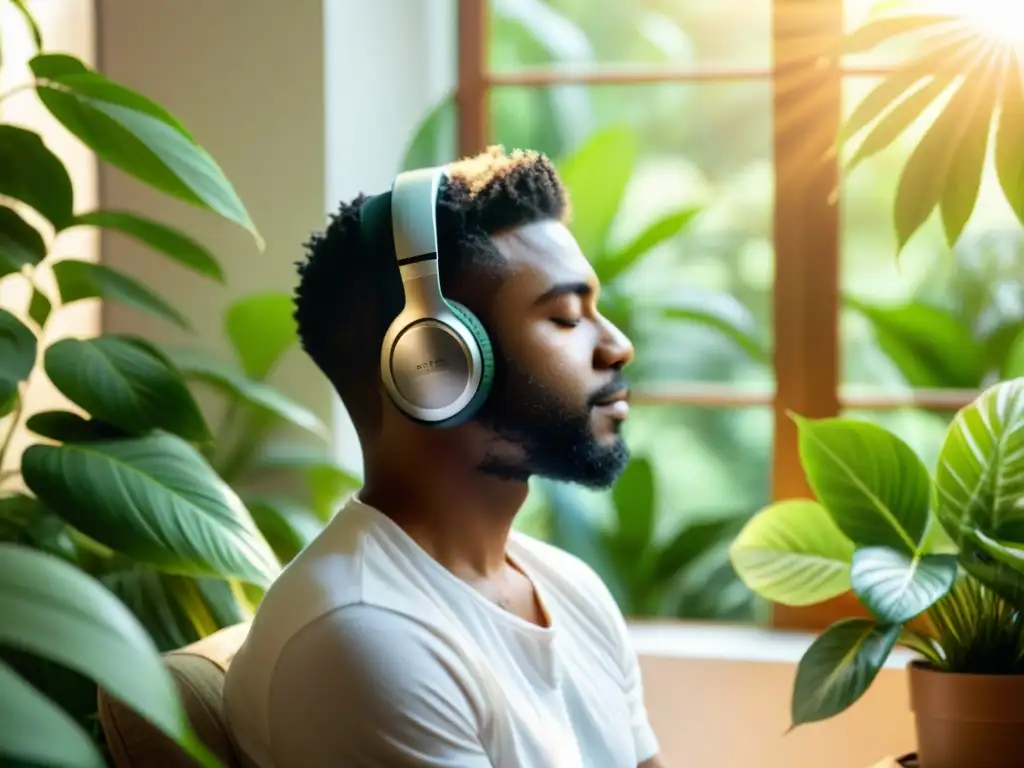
[472,353,630,489]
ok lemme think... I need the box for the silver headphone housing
[379,167,484,423]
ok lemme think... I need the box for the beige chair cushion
[98,622,250,768]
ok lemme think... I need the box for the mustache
[587,376,630,407]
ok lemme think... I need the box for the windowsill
[627,620,917,669]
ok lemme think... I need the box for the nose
[594,314,634,371]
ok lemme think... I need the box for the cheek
[503,323,593,394]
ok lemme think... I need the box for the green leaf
[0,309,37,389]
[846,297,986,388]
[101,568,200,653]
[611,456,655,553]
[939,55,1003,245]
[33,78,260,244]
[10,0,43,49]
[254,443,361,519]
[791,618,901,728]
[654,516,740,582]
[0,206,46,277]
[0,657,104,768]
[224,291,297,380]
[0,543,219,767]
[44,336,210,442]
[25,410,127,443]
[984,320,1024,375]
[934,378,1024,541]
[401,95,455,171]
[52,259,190,330]
[1004,328,1024,379]
[841,27,984,147]
[837,14,958,55]
[957,532,1024,612]
[557,125,637,258]
[795,416,931,553]
[996,53,1024,227]
[730,499,855,606]
[0,494,76,563]
[0,126,74,229]
[27,287,51,329]
[850,546,957,624]
[21,433,280,587]
[31,57,193,137]
[596,207,699,284]
[72,210,224,282]
[661,292,770,363]
[174,350,327,438]
[245,495,322,564]
[27,53,89,79]
[894,53,1003,251]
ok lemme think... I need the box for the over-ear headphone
[359,167,494,428]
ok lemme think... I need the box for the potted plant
[729,376,1024,768]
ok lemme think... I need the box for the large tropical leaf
[661,291,770,363]
[791,618,901,728]
[0,544,220,767]
[0,205,46,278]
[172,350,326,438]
[934,378,1024,541]
[0,658,103,767]
[21,433,280,587]
[557,126,637,259]
[253,443,361,519]
[52,260,190,330]
[894,50,1004,251]
[30,54,260,244]
[72,210,224,282]
[244,495,323,564]
[596,206,700,285]
[995,50,1024,227]
[850,546,957,624]
[0,309,37,414]
[611,456,655,555]
[25,410,127,444]
[44,336,210,442]
[224,292,297,380]
[730,499,855,606]
[846,297,986,388]
[0,125,74,229]
[794,416,932,554]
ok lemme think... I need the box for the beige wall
[640,656,914,767]
[96,0,331,430]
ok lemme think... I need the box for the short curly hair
[294,146,568,425]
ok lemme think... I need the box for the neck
[360,437,530,579]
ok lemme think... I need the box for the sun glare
[943,0,1024,46]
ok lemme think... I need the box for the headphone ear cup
[442,300,494,427]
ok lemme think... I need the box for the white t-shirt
[223,496,659,768]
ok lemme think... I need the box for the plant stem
[0,392,25,471]
[0,82,33,104]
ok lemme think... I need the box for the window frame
[455,0,972,631]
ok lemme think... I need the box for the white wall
[323,0,456,472]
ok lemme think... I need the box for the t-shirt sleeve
[265,604,493,768]
[581,563,661,763]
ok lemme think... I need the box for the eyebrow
[533,281,593,306]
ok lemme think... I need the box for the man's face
[472,220,635,489]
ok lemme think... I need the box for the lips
[593,390,630,419]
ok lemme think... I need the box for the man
[223,146,664,767]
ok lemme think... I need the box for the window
[448,0,1024,630]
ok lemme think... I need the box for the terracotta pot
[909,661,1024,767]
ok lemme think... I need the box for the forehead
[489,220,596,296]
